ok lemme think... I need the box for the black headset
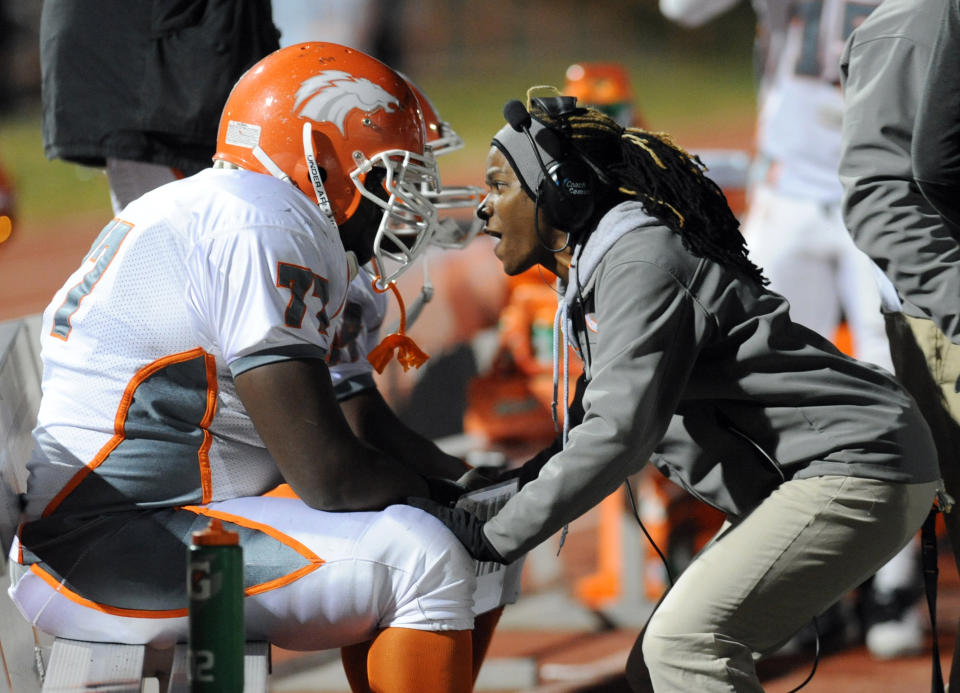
[503,97,600,236]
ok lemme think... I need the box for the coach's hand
[405,497,507,564]
[457,465,507,491]
[421,475,468,507]
[457,452,551,492]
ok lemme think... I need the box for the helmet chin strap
[385,256,433,334]
[302,122,338,229]
[248,126,338,232]
[252,145,291,183]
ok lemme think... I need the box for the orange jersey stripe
[42,347,218,518]
[28,503,327,618]
[198,352,218,503]
[30,564,188,619]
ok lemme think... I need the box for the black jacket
[40,0,279,173]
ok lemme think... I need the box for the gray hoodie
[483,202,939,562]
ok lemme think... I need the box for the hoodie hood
[564,200,660,306]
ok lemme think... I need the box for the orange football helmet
[563,62,642,129]
[404,76,463,158]
[214,42,441,285]
[402,75,484,249]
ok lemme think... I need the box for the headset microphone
[503,99,531,131]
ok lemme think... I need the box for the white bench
[40,639,270,692]
[0,316,269,692]
[0,315,49,693]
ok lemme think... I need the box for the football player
[326,73,486,398]
[562,62,642,129]
[8,43,483,691]
[321,74,484,491]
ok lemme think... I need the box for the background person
[912,0,960,230]
[839,0,960,682]
[39,0,280,214]
[659,0,892,381]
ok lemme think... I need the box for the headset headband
[491,116,557,202]
[492,98,612,203]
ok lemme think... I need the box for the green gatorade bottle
[188,518,244,692]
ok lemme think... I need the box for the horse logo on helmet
[294,70,400,135]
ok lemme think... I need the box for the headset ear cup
[538,175,566,230]
[540,157,597,233]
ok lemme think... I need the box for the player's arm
[840,17,960,343]
[190,217,434,509]
[234,357,429,511]
[338,387,468,480]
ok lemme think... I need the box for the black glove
[511,435,565,488]
[457,465,507,491]
[456,441,560,492]
[405,497,507,564]
[421,475,467,507]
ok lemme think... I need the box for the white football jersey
[755,0,879,201]
[327,263,388,400]
[25,168,350,519]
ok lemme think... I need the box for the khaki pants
[886,312,960,690]
[627,475,937,692]
[887,313,960,542]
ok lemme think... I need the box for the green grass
[419,53,757,182]
[0,110,113,228]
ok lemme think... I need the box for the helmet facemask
[426,190,485,249]
[418,119,485,249]
[350,148,442,287]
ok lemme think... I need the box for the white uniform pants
[742,185,893,371]
[9,500,477,651]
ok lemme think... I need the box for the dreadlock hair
[529,102,768,286]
